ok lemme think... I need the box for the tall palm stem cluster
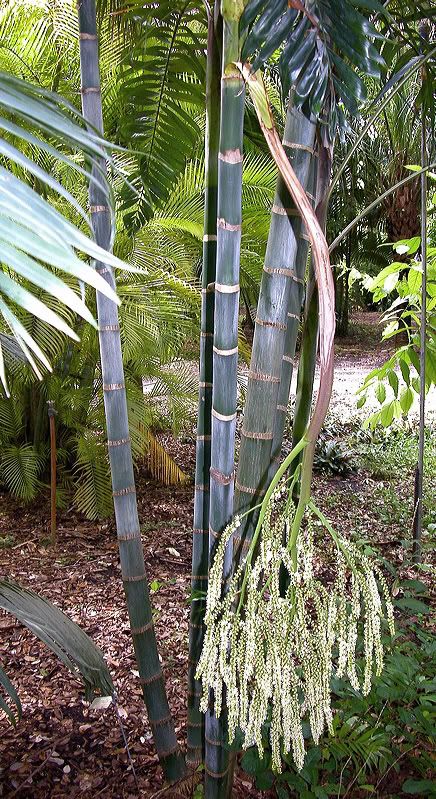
[187,1,402,796]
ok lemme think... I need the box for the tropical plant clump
[197,479,395,774]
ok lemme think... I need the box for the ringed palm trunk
[233,105,316,559]
[292,145,332,465]
[205,9,245,798]
[77,0,185,782]
[187,8,221,768]
[269,155,318,471]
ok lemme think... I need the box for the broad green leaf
[402,780,436,796]
[394,237,421,255]
[399,358,410,385]
[380,402,394,427]
[387,370,399,397]
[395,597,430,614]
[399,387,414,414]
[375,382,386,404]
[384,271,400,292]
[382,320,399,339]
[408,268,422,294]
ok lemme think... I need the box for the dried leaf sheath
[205,12,245,798]
[187,10,221,767]
[77,0,184,782]
[291,145,332,470]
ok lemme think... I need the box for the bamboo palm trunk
[269,156,317,471]
[205,12,245,798]
[233,106,316,559]
[187,10,221,768]
[77,0,185,782]
[291,145,332,463]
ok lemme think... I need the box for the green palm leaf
[0,662,21,726]
[118,0,206,223]
[0,580,114,718]
[241,0,386,133]
[0,70,138,394]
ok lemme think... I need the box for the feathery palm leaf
[118,0,207,224]
[0,579,113,727]
[241,0,386,136]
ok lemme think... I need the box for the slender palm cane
[205,3,245,795]
[291,146,332,466]
[269,156,317,471]
[187,7,221,768]
[77,0,185,781]
[233,105,316,560]
[412,37,429,563]
[291,272,318,461]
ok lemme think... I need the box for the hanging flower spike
[196,479,395,773]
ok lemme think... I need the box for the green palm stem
[77,0,185,782]
[187,8,221,769]
[233,105,316,562]
[292,145,332,472]
[269,156,318,474]
[291,270,318,465]
[205,6,245,797]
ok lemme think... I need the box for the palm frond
[0,580,114,709]
[118,0,207,223]
[73,432,113,519]
[0,661,21,726]
[0,443,44,500]
[241,0,386,137]
[0,69,136,393]
[147,431,190,485]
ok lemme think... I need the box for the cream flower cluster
[196,482,395,773]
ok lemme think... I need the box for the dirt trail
[245,312,436,424]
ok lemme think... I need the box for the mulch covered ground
[0,452,268,798]
[1,459,429,799]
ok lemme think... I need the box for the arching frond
[0,580,114,717]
